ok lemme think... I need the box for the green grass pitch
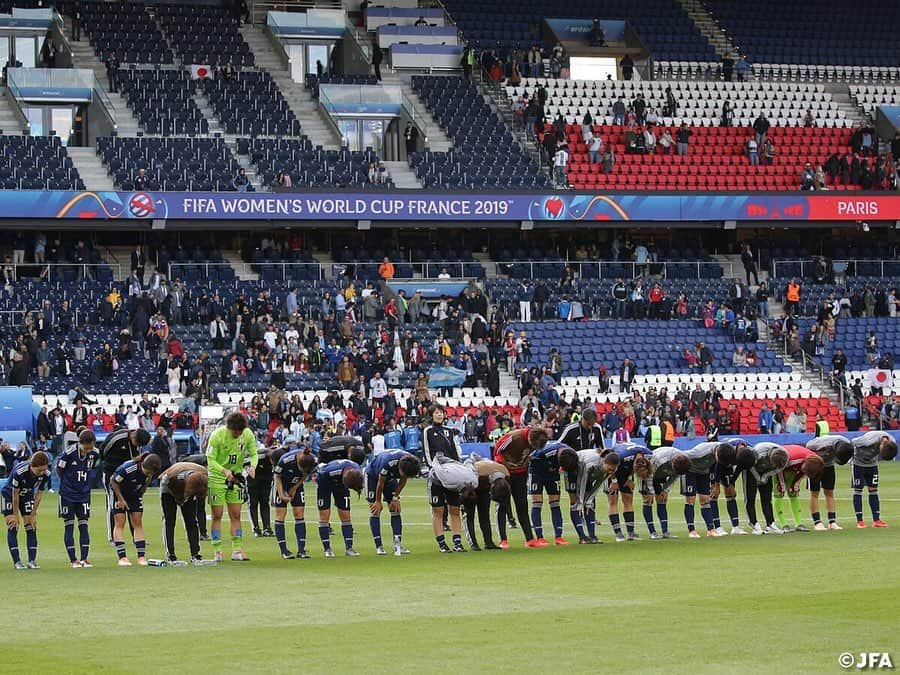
[1,464,899,674]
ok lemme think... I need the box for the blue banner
[545,18,627,43]
[387,280,469,297]
[2,190,900,221]
[428,367,467,389]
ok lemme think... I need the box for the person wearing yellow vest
[645,423,663,450]
[814,414,830,437]
[785,278,801,316]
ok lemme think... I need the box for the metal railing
[0,310,27,327]
[491,259,733,280]
[7,262,122,281]
[771,258,900,280]
[170,261,322,280]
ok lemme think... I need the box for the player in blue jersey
[710,438,754,535]
[272,448,318,559]
[109,453,161,566]
[850,431,897,528]
[365,450,420,555]
[56,430,101,568]
[605,442,647,542]
[634,447,690,539]
[316,459,363,557]
[2,451,50,569]
[528,441,579,546]
[681,442,737,538]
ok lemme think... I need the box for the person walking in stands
[741,243,759,286]
[721,52,734,81]
[372,44,383,81]
[105,52,120,93]
[785,278,801,317]
[553,144,569,188]
[753,113,770,148]
[620,357,636,393]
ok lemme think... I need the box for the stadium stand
[0,136,84,191]
[239,139,392,189]
[441,0,716,62]
[117,69,210,136]
[156,3,254,67]
[81,1,174,64]
[200,71,301,136]
[96,137,243,191]
[704,0,900,67]
[409,76,549,188]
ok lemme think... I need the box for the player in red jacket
[774,445,825,532]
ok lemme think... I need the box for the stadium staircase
[677,0,737,59]
[824,83,867,124]
[382,161,422,188]
[0,88,25,134]
[65,25,142,137]
[474,69,543,169]
[379,70,453,153]
[239,24,343,150]
[66,147,116,191]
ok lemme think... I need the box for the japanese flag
[189,64,215,80]
[868,368,893,390]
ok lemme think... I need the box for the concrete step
[66,146,116,191]
[382,160,423,189]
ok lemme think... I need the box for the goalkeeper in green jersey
[206,412,259,562]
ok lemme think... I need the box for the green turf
[2,464,899,674]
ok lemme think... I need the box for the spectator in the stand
[801,162,816,191]
[721,52,734,81]
[741,243,759,286]
[612,96,626,126]
[763,138,776,166]
[675,124,691,156]
[517,280,533,321]
[784,278,801,317]
[612,278,627,319]
[753,113,770,148]
[735,55,750,81]
[629,279,645,319]
[553,144,569,188]
[105,52,120,93]
[619,357,636,393]
[602,147,615,174]
[372,44,383,81]
[378,256,394,281]
[721,101,734,127]
[581,111,593,141]
[746,136,759,166]
[756,281,770,320]
[732,346,747,368]
[588,134,603,164]
[620,54,634,81]
[133,168,148,191]
[233,168,251,192]
[658,128,674,155]
[276,171,292,188]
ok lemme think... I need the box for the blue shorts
[807,465,836,492]
[710,462,739,488]
[365,472,398,503]
[427,478,460,508]
[1,495,35,517]
[851,465,879,489]
[58,498,91,520]
[316,475,351,511]
[108,489,143,514]
[272,482,305,508]
[680,472,711,496]
[639,478,670,497]
[528,469,561,497]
